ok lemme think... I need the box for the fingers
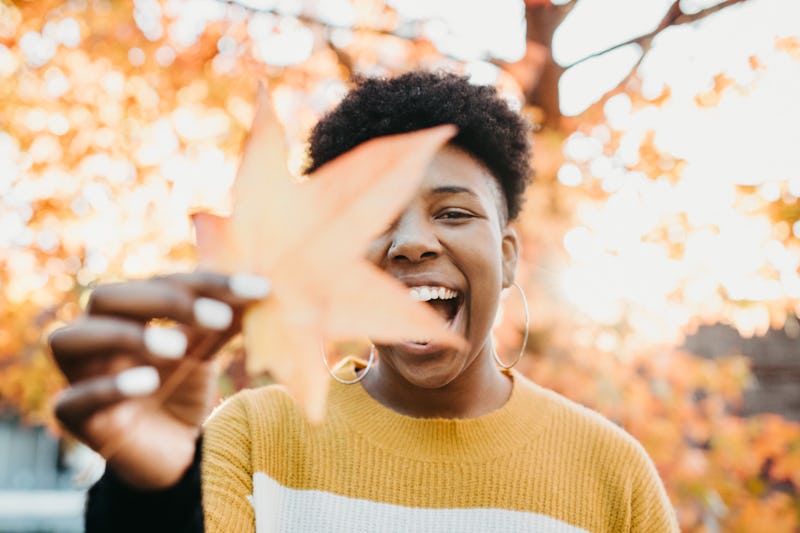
[50,317,189,381]
[51,317,189,360]
[54,366,160,432]
[87,280,224,329]
[50,317,146,360]
[50,271,271,382]
[86,271,270,327]
[164,271,272,304]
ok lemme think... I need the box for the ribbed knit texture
[202,359,678,532]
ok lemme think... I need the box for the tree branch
[221,0,405,39]
[564,0,750,69]
[218,0,463,79]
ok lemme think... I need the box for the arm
[85,391,259,533]
[48,272,270,531]
[86,437,204,533]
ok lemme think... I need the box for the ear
[500,226,520,289]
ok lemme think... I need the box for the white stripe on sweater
[251,472,589,533]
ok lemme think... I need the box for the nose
[387,210,441,263]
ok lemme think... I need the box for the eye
[436,209,474,221]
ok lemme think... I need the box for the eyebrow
[429,186,478,197]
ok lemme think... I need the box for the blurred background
[1,0,799,531]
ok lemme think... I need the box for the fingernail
[229,273,271,299]
[116,367,160,397]
[194,297,233,330]
[143,326,187,359]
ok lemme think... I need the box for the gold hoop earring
[493,281,529,370]
[321,344,375,385]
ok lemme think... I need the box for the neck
[360,348,512,419]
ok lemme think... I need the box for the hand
[49,271,270,489]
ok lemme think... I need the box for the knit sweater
[202,359,678,532]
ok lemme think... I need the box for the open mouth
[408,285,463,325]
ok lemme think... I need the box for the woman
[50,71,679,532]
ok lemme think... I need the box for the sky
[554,0,800,115]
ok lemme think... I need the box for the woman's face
[365,144,519,389]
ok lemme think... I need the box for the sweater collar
[328,357,555,462]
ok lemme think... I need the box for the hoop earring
[321,344,375,385]
[493,281,529,370]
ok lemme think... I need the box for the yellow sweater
[202,361,678,532]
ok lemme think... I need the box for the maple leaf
[193,87,463,422]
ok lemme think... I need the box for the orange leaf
[192,213,238,272]
[194,86,462,422]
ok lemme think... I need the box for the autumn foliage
[2,0,799,530]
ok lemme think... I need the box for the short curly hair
[305,71,532,221]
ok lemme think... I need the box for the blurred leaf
[194,89,461,422]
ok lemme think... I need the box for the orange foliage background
[1,0,799,530]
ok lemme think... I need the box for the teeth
[408,285,457,302]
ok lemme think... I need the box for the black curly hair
[305,71,532,221]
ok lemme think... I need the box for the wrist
[107,429,199,490]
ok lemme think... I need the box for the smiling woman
[49,71,678,532]
[362,144,517,405]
